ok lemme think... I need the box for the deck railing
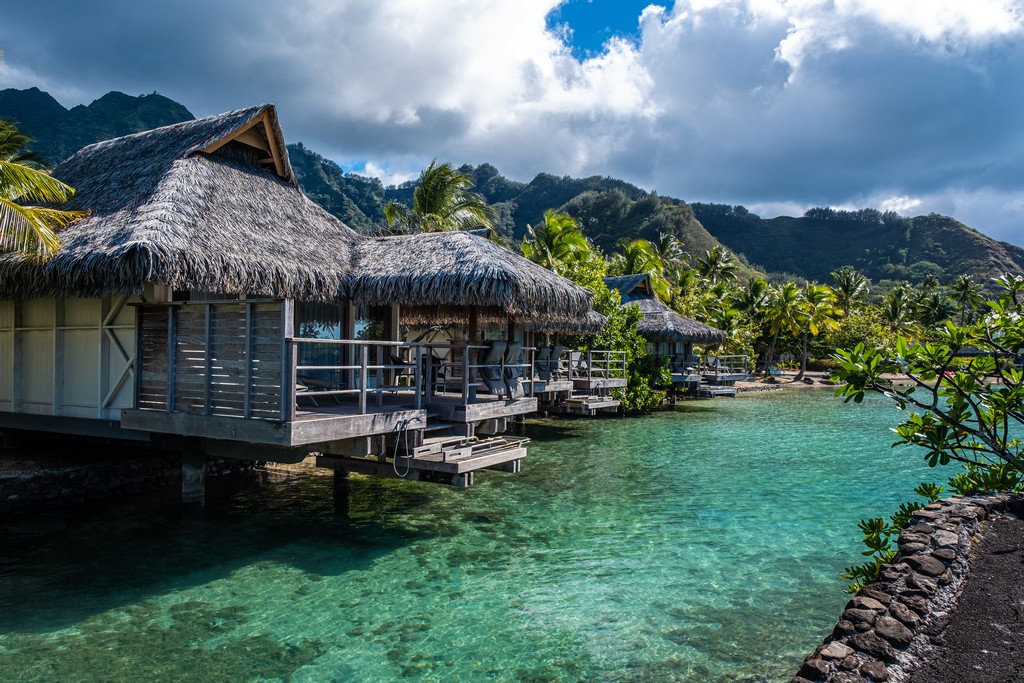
[285,338,423,421]
[420,342,534,407]
[134,300,427,424]
[700,354,749,377]
[570,350,627,380]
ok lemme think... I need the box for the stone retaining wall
[793,493,1023,683]
[0,455,258,516]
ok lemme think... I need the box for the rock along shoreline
[792,493,1023,683]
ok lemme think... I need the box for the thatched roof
[0,104,595,326]
[397,304,604,333]
[605,274,724,345]
[352,231,593,321]
[0,105,359,301]
[604,274,650,299]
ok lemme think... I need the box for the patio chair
[477,340,507,394]
[534,346,551,381]
[503,341,525,398]
[570,351,588,378]
[550,345,566,379]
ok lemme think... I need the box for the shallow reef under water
[0,391,947,682]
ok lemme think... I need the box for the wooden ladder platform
[697,386,737,398]
[407,436,529,474]
[553,395,621,415]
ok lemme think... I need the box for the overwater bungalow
[603,274,736,395]
[0,105,599,498]
[524,310,627,416]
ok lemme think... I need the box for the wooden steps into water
[696,386,737,398]
[551,395,621,416]
[316,435,529,487]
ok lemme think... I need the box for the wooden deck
[572,377,628,391]
[121,401,425,448]
[553,395,621,416]
[530,379,573,394]
[426,392,537,423]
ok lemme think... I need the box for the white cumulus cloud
[1,0,1023,245]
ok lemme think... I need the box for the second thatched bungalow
[604,274,740,394]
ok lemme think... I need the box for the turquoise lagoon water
[0,391,949,682]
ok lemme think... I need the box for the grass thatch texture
[0,104,597,327]
[0,106,358,301]
[352,231,593,321]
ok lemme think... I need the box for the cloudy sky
[2,0,1023,246]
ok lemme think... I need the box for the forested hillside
[0,87,193,163]
[3,85,1021,285]
[692,204,1024,286]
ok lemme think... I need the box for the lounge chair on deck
[503,341,525,398]
[534,346,551,381]
[477,340,507,394]
[669,353,687,374]
[570,351,588,378]
[389,352,418,387]
[550,345,566,379]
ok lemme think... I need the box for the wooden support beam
[244,302,253,419]
[262,110,286,178]
[167,306,177,412]
[468,307,478,343]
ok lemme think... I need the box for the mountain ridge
[2,87,1021,285]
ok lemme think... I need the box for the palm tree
[951,274,984,325]
[653,232,684,271]
[729,277,769,323]
[0,119,85,257]
[830,266,870,315]
[610,238,671,301]
[913,287,956,327]
[761,282,804,375]
[666,265,701,298]
[880,283,915,333]
[383,160,493,234]
[694,246,738,285]
[520,209,592,275]
[0,122,45,169]
[794,284,840,381]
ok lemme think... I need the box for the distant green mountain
[3,86,1021,285]
[286,142,387,233]
[0,87,194,163]
[382,164,651,243]
[692,204,1024,286]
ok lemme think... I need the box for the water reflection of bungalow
[603,274,739,395]
[0,105,598,500]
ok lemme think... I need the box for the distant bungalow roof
[604,273,725,345]
[0,105,595,324]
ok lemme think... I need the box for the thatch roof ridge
[604,273,650,300]
[352,231,593,321]
[59,104,290,185]
[630,297,724,344]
